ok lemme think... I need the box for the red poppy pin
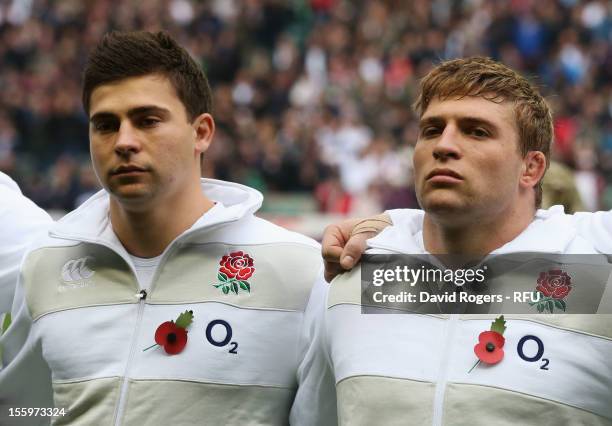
[529,269,571,313]
[143,310,194,355]
[468,315,506,373]
[213,251,255,295]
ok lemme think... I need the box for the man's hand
[321,214,392,282]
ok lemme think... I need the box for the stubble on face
[413,97,524,226]
[88,75,198,209]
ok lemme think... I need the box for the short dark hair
[82,31,212,121]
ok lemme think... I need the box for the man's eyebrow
[89,112,115,123]
[90,106,171,122]
[126,106,171,118]
[457,116,499,128]
[419,116,445,128]
[419,115,499,128]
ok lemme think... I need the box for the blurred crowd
[0,0,610,215]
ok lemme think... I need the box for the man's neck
[423,204,536,256]
[109,186,215,258]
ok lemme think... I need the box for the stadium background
[0,0,610,238]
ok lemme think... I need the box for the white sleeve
[0,174,52,314]
[384,208,425,229]
[572,211,612,254]
[0,265,54,422]
[384,209,404,226]
[290,274,337,425]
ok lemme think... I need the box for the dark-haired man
[1,31,325,425]
[293,57,612,425]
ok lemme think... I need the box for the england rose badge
[213,251,255,295]
[529,269,572,313]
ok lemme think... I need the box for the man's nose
[432,125,462,160]
[114,123,141,156]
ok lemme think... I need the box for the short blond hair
[414,57,552,208]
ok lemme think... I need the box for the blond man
[294,57,612,425]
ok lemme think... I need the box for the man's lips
[110,165,148,176]
[426,168,463,182]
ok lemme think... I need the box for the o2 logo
[205,319,238,354]
[517,335,549,370]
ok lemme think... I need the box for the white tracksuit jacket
[0,172,54,425]
[1,179,322,426]
[294,206,612,426]
[0,172,52,314]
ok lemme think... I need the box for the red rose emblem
[214,251,256,295]
[219,251,255,280]
[536,269,572,299]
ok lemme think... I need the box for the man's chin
[419,193,469,216]
[108,184,154,204]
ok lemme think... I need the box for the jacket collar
[49,178,263,252]
[367,205,578,255]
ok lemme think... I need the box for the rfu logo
[62,256,95,285]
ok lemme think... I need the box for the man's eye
[470,127,489,138]
[421,127,441,138]
[93,122,116,133]
[140,117,160,127]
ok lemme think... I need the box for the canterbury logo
[61,257,95,282]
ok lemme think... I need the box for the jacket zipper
[111,235,182,424]
[110,221,227,424]
[50,216,243,424]
[432,314,459,426]
[113,289,147,426]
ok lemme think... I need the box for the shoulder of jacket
[386,208,425,226]
[22,231,83,262]
[328,266,363,308]
[204,215,321,251]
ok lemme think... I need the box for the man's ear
[520,151,547,190]
[193,113,215,155]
